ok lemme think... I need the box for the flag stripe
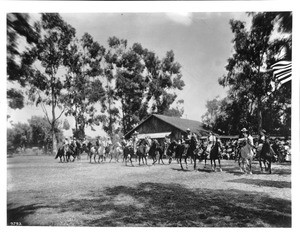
[270,60,292,86]
[271,61,292,68]
[272,63,292,71]
[273,67,291,75]
[274,68,292,79]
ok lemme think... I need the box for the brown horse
[259,139,276,174]
[55,145,70,163]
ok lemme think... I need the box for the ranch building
[124,114,211,142]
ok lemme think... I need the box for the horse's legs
[179,157,184,170]
[258,156,264,172]
[168,156,172,164]
[218,158,222,172]
[130,154,134,166]
[211,159,216,171]
[160,153,165,165]
[249,158,252,174]
[193,156,197,171]
[184,155,188,169]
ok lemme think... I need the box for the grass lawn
[7,155,291,227]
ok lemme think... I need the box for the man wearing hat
[208,131,217,145]
[241,128,254,148]
[184,128,192,143]
[132,131,139,155]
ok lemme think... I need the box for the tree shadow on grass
[7,182,291,227]
[227,178,291,189]
[7,203,52,226]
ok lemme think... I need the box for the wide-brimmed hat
[133,131,138,135]
[261,129,266,133]
[186,128,190,131]
[241,128,248,132]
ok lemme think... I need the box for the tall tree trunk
[257,98,263,133]
[51,100,57,155]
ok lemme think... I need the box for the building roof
[125,114,211,137]
[153,114,210,135]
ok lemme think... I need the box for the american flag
[270,60,292,89]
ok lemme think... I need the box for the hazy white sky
[8,11,251,137]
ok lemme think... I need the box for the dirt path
[7,156,291,227]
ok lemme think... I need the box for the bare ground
[7,155,291,227]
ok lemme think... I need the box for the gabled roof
[124,114,210,137]
[153,114,210,135]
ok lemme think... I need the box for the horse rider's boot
[219,168,222,172]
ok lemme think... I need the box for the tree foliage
[7,13,40,109]
[204,12,292,135]
[22,13,76,152]
[63,33,106,139]
[7,116,64,154]
[107,37,185,134]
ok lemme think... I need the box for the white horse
[239,139,254,174]
[109,145,123,162]
[89,145,106,163]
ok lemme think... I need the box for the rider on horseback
[64,137,69,146]
[132,131,139,155]
[238,128,255,174]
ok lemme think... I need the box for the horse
[177,136,197,170]
[174,141,187,169]
[166,141,178,164]
[136,139,150,165]
[185,136,198,170]
[55,145,69,163]
[193,144,209,167]
[66,143,78,162]
[89,145,106,163]
[208,141,223,172]
[104,145,112,162]
[238,138,254,174]
[150,140,165,165]
[258,139,276,174]
[109,144,123,163]
[123,145,135,166]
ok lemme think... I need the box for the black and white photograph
[2,0,300,236]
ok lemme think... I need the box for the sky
[6,11,252,137]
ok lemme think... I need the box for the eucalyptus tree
[7,13,40,109]
[218,12,292,134]
[106,37,185,134]
[143,49,185,115]
[23,13,76,153]
[63,33,106,139]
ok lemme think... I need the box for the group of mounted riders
[118,127,278,174]
[55,127,278,174]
